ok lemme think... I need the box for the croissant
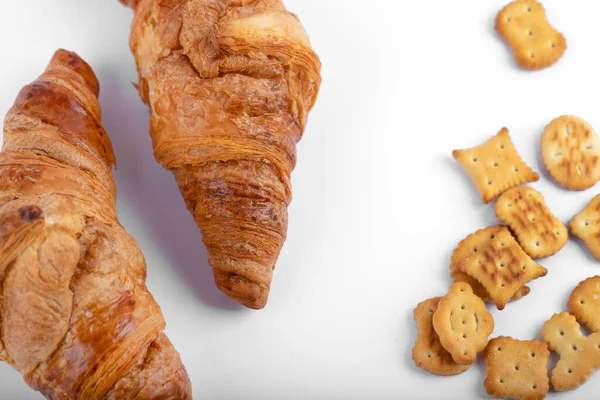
[0,49,191,399]
[120,0,322,309]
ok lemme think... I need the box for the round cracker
[542,115,600,190]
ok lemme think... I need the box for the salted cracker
[458,226,547,310]
[542,116,600,190]
[570,194,600,260]
[450,225,530,301]
[412,297,471,376]
[453,128,539,204]
[484,336,550,400]
[568,276,600,333]
[541,312,600,392]
[495,187,568,258]
[432,282,494,365]
[495,0,567,70]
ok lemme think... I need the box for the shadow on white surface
[98,70,242,311]
[443,157,483,209]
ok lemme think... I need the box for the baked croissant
[0,49,191,399]
[120,0,322,309]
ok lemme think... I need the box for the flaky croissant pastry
[0,50,191,399]
[120,0,322,309]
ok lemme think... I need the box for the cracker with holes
[541,312,600,391]
[495,0,567,70]
[453,128,539,204]
[568,276,600,333]
[495,187,568,258]
[432,282,494,365]
[412,297,471,376]
[570,194,600,260]
[542,116,600,190]
[450,225,530,302]
[484,337,550,400]
[458,226,547,310]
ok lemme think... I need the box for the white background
[1,1,600,399]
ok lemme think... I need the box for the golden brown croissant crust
[0,50,191,399]
[121,0,322,309]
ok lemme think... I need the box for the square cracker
[412,297,471,376]
[453,128,539,204]
[570,194,600,260]
[458,226,547,310]
[450,225,530,302]
[495,186,568,258]
[495,0,567,70]
[484,336,550,400]
[541,312,600,391]
[568,276,600,333]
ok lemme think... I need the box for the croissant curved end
[47,49,100,98]
[214,270,269,310]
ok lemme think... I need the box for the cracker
[568,276,600,333]
[541,312,600,391]
[452,128,539,204]
[458,226,547,310]
[570,194,600,260]
[542,116,600,190]
[452,269,532,302]
[495,187,568,258]
[495,0,567,70]
[450,226,505,269]
[432,282,494,365]
[412,297,471,376]
[450,225,530,302]
[484,336,550,400]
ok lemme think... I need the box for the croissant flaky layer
[0,50,191,399]
[121,0,322,309]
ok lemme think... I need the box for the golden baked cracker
[452,128,539,204]
[450,270,495,300]
[458,227,547,310]
[484,336,550,400]
[450,226,505,269]
[568,276,600,333]
[494,187,568,258]
[412,297,471,376]
[450,226,530,302]
[495,0,567,70]
[542,116,600,190]
[570,194,600,260]
[541,312,600,391]
[451,270,531,302]
[432,282,494,365]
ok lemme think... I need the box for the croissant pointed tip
[48,49,100,98]
[214,271,269,310]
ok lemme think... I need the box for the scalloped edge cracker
[542,115,600,190]
[412,297,471,376]
[568,276,600,333]
[458,227,547,310]
[495,0,567,70]
[541,312,600,392]
[484,336,550,400]
[453,128,539,204]
[495,187,567,258]
[432,282,494,365]
[570,194,600,260]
